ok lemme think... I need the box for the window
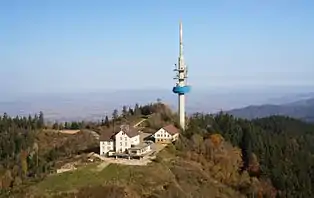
[120,137,122,140]
[120,142,122,146]
[107,146,111,150]
[125,142,127,146]
[125,137,127,141]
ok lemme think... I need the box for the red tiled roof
[163,124,179,135]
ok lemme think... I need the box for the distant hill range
[227,98,314,122]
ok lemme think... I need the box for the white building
[100,138,114,155]
[128,143,151,156]
[99,125,144,156]
[153,124,180,143]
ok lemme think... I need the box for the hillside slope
[227,98,314,122]
[24,142,272,198]
[186,113,314,197]
[2,103,313,197]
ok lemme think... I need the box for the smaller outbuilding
[128,143,152,156]
[152,124,180,143]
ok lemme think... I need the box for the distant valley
[0,89,313,122]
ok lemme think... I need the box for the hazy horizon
[1,86,314,122]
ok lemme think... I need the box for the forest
[182,112,314,197]
[0,102,313,197]
[0,103,164,196]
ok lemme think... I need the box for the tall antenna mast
[172,21,191,130]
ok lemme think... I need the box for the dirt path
[133,114,154,128]
[133,118,147,127]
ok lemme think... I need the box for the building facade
[99,125,141,156]
[100,140,114,155]
[130,135,140,146]
[115,130,132,153]
[153,124,180,143]
[128,144,151,156]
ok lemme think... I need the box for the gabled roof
[99,125,139,141]
[99,132,115,141]
[162,124,179,135]
[120,125,139,138]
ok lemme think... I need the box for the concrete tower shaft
[172,21,191,130]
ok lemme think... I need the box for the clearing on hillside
[27,147,246,198]
[58,130,81,134]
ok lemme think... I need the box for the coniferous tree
[64,122,69,129]
[38,111,44,129]
[122,105,128,118]
[134,103,141,116]
[104,116,110,127]
[70,122,79,130]
[112,109,119,120]
[128,107,134,116]
[101,118,105,126]
[241,127,253,169]
[52,122,59,130]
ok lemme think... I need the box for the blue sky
[1,0,313,94]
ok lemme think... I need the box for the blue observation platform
[172,85,191,94]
